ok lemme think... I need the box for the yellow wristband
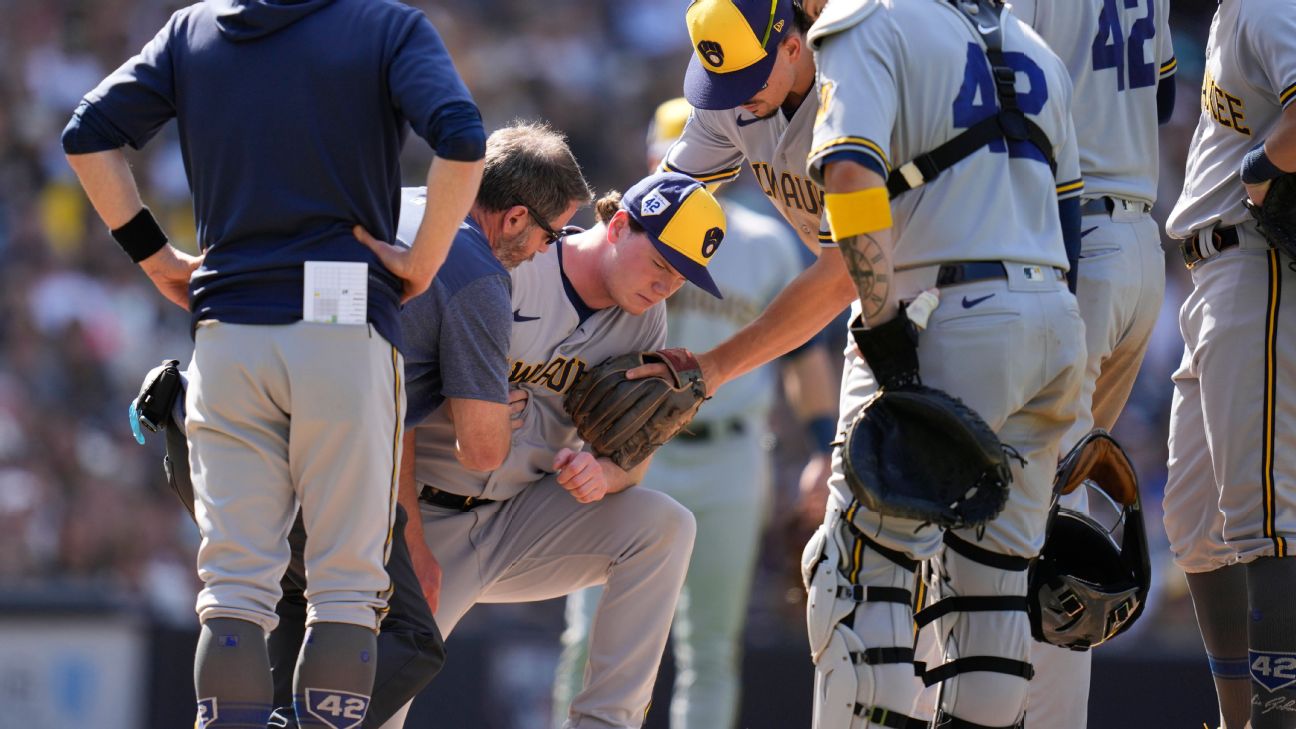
[824,187,892,241]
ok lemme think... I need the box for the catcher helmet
[1027,430,1150,651]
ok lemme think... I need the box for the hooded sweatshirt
[62,0,485,350]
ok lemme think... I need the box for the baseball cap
[621,172,727,299]
[646,97,693,161]
[683,0,793,110]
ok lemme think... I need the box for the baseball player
[650,0,861,397]
[552,98,840,729]
[1159,1,1296,726]
[378,171,727,729]
[897,1,1176,725]
[60,2,485,727]
[805,0,1086,726]
[141,122,594,729]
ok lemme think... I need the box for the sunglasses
[521,204,563,246]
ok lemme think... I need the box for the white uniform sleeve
[1241,0,1296,109]
[661,111,745,186]
[1054,109,1083,200]
[806,16,898,185]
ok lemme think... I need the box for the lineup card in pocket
[303,261,368,325]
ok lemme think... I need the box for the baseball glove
[1247,173,1296,260]
[841,385,1018,531]
[564,348,706,470]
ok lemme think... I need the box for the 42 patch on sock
[302,688,370,729]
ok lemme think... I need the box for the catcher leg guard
[919,533,1034,729]
[803,511,927,728]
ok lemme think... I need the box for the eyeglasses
[520,204,563,246]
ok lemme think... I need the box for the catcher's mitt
[841,385,1018,530]
[1247,173,1296,260]
[564,348,706,470]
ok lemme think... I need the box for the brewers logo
[697,40,725,68]
[701,226,723,257]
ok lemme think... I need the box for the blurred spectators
[0,0,1217,656]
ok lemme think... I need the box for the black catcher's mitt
[1247,173,1296,260]
[841,385,1017,530]
[564,348,707,470]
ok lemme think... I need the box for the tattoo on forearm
[841,234,890,321]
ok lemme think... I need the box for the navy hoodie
[63,0,483,350]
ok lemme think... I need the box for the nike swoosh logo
[962,293,995,309]
[736,115,765,127]
[977,22,998,33]
[1081,226,1099,238]
[513,309,541,322]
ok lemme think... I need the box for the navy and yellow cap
[683,0,793,110]
[622,172,727,299]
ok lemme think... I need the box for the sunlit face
[494,200,582,269]
[603,213,688,315]
[739,37,800,119]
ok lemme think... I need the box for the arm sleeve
[1240,0,1296,109]
[660,111,745,186]
[1058,196,1081,293]
[437,276,512,404]
[387,14,485,155]
[65,13,180,152]
[806,20,897,186]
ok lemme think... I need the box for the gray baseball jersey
[412,242,666,501]
[938,4,1174,726]
[662,94,836,251]
[553,199,806,729]
[1010,0,1175,203]
[1166,0,1296,238]
[802,3,1086,727]
[807,3,1083,271]
[1163,0,1296,573]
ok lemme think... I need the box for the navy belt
[1080,196,1152,216]
[1180,225,1240,269]
[419,485,493,511]
[677,417,746,442]
[934,261,1063,286]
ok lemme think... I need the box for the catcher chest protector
[1028,429,1151,651]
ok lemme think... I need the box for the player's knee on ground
[922,537,1034,728]
[804,512,925,728]
[293,622,377,729]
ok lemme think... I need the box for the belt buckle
[461,495,476,509]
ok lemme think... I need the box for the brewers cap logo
[701,226,724,258]
[697,40,725,68]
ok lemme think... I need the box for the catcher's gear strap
[846,518,922,572]
[856,705,929,729]
[943,532,1030,572]
[837,584,914,605]
[1054,428,1138,505]
[934,710,1025,729]
[852,647,916,666]
[886,0,1057,199]
[921,656,1035,687]
[913,595,1029,629]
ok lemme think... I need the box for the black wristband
[849,310,921,390]
[111,207,168,263]
[1241,143,1285,185]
